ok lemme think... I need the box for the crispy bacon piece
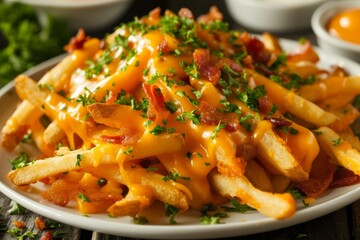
[178,8,194,19]
[296,154,337,198]
[149,7,161,19]
[64,28,90,53]
[198,101,239,132]
[245,37,271,65]
[258,97,272,114]
[143,83,168,122]
[330,167,360,188]
[100,134,138,146]
[157,41,171,55]
[264,116,292,128]
[35,216,46,231]
[42,179,79,206]
[193,49,221,83]
[217,58,242,73]
[40,231,53,240]
[12,220,26,228]
[197,6,223,23]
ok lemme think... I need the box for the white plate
[1,39,360,239]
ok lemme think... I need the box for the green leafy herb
[0,1,70,87]
[134,216,149,224]
[176,110,201,125]
[210,122,226,140]
[221,199,254,213]
[162,172,190,182]
[288,188,304,200]
[200,215,221,224]
[332,138,342,146]
[164,99,178,113]
[8,201,26,215]
[164,203,179,224]
[78,193,91,203]
[10,152,31,169]
[97,178,108,187]
[76,154,84,167]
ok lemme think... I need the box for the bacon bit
[64,28,90,53]
[330,167,360,188]
[198,101,239,132]
[242,55,254,69]
[100,135,126,144]
[296,154,337,198]
[264,116,292,128]
[157,41,171,55]
[100,134,138,146]
[35,216,46,231]
[178,8,194,19]
[40,231,53,240]
[197,6,223,23]
[193,49,221,83]
[149,7,161,19]
[42,179,79,206]
[246,37,271,64]
[217,58,242,73]
[12,220,26,228]
[105,90,116,104]
[143,83,168,122]
[143,84,166,110]
[257,97,272,114]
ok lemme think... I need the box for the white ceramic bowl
[311,0,360,62]
[224,0,327,33]
[4,0,133,32]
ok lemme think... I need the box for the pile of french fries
[2,7,360,222]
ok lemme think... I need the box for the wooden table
[1,0,360,239]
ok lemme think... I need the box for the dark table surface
[1,0,359,239]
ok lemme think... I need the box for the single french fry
[297,76,360,102]
[340,128,360,152]
[252,120,309,182]
[262,32,283,55]
[245,159,273,192]
[131,169,190,212]
[1,101,42,150]
[250,70,337,126]
[107,197,144,217]
[209,170,296,219]
[8,133,185,186]
[43,120,66,146]
[315,126,360,176]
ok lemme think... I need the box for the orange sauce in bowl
[327,8,360,45]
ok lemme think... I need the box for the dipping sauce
[327,8,360,45]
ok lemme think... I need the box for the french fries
[2,7,360,224]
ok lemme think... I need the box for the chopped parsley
[76,154,84,167]
[164,99,178,113]
[164,203,179,224]
[10,152,31,169]
[8,201,26,215]
[78,193,91,203]
[97,178,108,187]
[221,199,254,213]
[162,172,190,182]
[210,122,226,140]
[134,216,149,224]
[332,138,342,146]
[176,110,201,125]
